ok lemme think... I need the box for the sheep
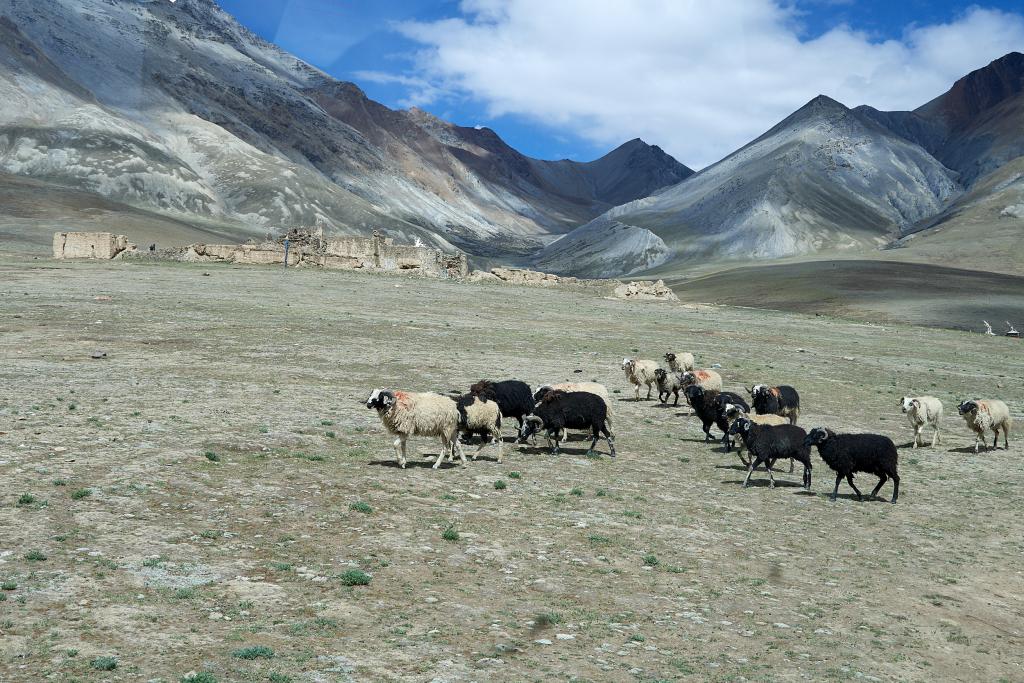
[622,358,659,401]
[804,427,900,503]
[728,418,811,489]
[957,400,1012,453]
[680,369,723,396]
[534,382,612,417]
[899,396,943,448]
[455,393,503,464]
[723,404,790,466]
[747,384,801,424]
[365,389,465,469]
[664,352,695,373]
[469,379,533,432]
[684,386,748,449]
[519,391,615,457]
[654,368,684,405]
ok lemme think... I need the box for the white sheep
[899,396,943,448]
[664,352,695,373]
[366,389,466,469]
[622,358,659,401]
[958,399,1012,453]
[680,369,723,394]
[455,393,504,464]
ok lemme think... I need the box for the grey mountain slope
[858,52,1024,187]
[536,95,961,277]
[0,0,688,256]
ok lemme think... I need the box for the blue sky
[217,0,1024,166]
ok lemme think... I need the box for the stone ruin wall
[53,232,131,259]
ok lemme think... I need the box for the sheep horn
[526,416,543,425]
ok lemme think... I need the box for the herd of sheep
[365,352,1013,504]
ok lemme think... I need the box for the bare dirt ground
[1,258,1022,682]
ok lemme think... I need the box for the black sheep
[470,379,533,430]
[685,386,748,450]
[729,418,811,489]
[747,384,801,424]
[804,427,900,503]
[519,391,615,457]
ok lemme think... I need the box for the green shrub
[91,656,118,671]
[349,501,373,514]
[231,645,274,660]
[338,570,371,586]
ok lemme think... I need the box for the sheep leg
[932,426,940,447]
[453,437,468,468]
[830,473,843,501]
[494,430,503,464]
[992,429,1000,450]
[913,426,921,448]
[604,428,616,458]
[673,390,679,406]
[634,384,641,402]
[846,474,862,500]
[788,458,794,473]
[394,436,407,469]
[646,383,653,400]
[742,458,762,488]
[870,473,888,500]
[890,473,900,503]
[803,463,811,490]
[432,437,447,469]
[587,429,599,456]
[974,431,983,453]
[737,446,750,468]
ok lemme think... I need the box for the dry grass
[0,258,1022,681]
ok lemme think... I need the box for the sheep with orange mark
[365,389,465,469]
[680,369,723,395]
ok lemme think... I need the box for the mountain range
[0,0,1020,287]
[0,0,690,258]
[539,52,1024,277]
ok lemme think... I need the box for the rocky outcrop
[611,280,679,301]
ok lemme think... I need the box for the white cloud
[393,1,1024,167]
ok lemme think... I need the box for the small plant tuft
[17,493,35,506]
[441,526,460,542]
[570,487,584,496]
[349,501,373,514]
[493,479,507,490]
[338,569,371,586]
[231,645,275,660]
[508,471,521,479]
[53,479,68,487]
[181,673,217,683]
[642,554,659,567]
[90,656,118,671]
[203,451,220,462]
[1,581,16,591]
[24,550,47,561]
[71,488,92,500]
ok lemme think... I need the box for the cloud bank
[384,1,1024,167]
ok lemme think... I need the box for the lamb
[899,396,943,448]
[728,418,811,489]
[804,427,900,503]
[654,368,684,405]
[469,379,533,432]
[684,385,748,449]
[664,352,695,373]
[747,384,801,424]
[957,399,1012,453]
[723,404,790,466]
[622,358,659,401]
[365,389,465,469]
[455,393,503,464]
[519,391,616,457]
